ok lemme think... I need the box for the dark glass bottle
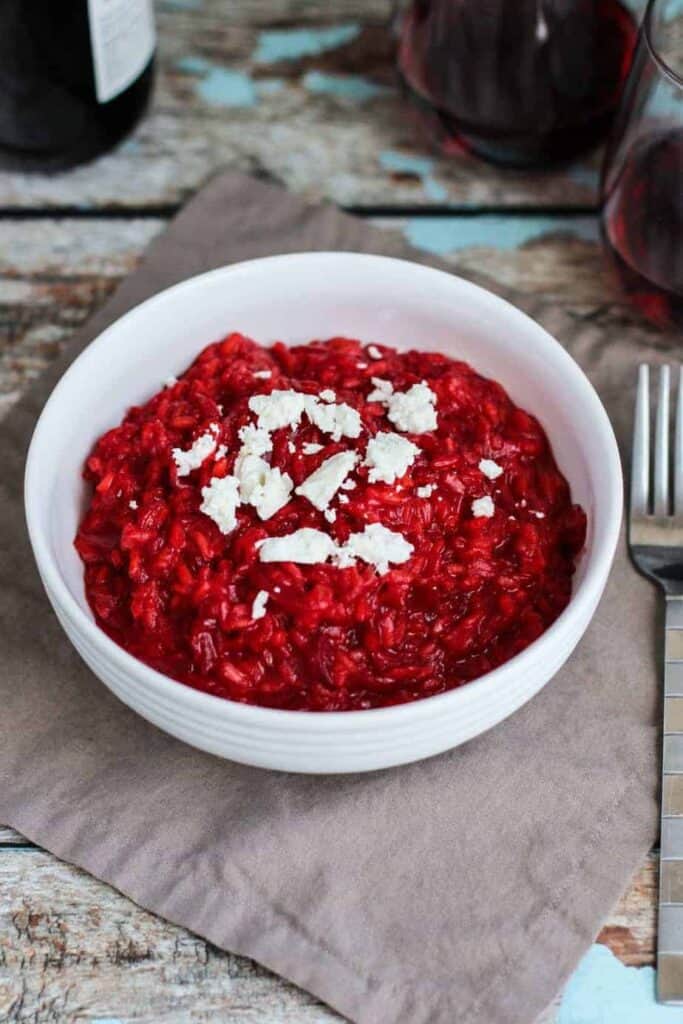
[0,0,155,172]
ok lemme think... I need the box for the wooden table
[0,2,666,1020]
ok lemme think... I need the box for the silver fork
[629,363,683,1004]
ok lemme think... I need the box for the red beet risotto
[75,334,586,711]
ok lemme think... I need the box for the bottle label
[88,0,155,104]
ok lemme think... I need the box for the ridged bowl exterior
[25,254,622,773]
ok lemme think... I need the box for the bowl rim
[25,251,623,732]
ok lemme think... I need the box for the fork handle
[658,596,683,1002]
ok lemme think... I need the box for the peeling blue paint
[403,214,598,253]
[160,0,202,8]
[567,163,600,191]
[255,78,285,96]
[379,150,448,203]
[176,58,256,107]
[303,71,390,103]
[253,24,360,64]
[559,944,681,1023]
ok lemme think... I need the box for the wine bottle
[0,1,156,172]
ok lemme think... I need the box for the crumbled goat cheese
[259,528,337,565]
[303,394,362,442]
[164,376,178,388]
[258,523,413,575]
[253,369,272,379]
[249,389,306,431]
[338,493,349,504]
[386,382,437,434]
[236,454,293,521]
[479,458,503,480]
[238,422,273,458]
[215,444,228,460]
[287,441,296,454]
[200,475,240,534]
[338,522,414,576]
[357,362,368,369]
[532,511,545,519]
[295,451,358,511]
[520,499,527,508]
[319,389,336,402]
[302,442,323,455]
[471,496,495,518]
[368,377,394,403]
[251,590,269,619]
[172,427,219,476]
[416,484,435,498]
[341,479,356,491]
[364,431,420,485]
[324,509,337,524]
[128,499,139,510]
[367,345,382,360]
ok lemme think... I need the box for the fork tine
[655,365,671,516]
[675,366,683,516]
[631,364,650,517]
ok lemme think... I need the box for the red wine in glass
[602,131,683,329]
[396,0,637,167]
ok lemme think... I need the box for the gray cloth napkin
[0,173,659,1024]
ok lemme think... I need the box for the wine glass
[395,0,637,168]
[600,0,683,330]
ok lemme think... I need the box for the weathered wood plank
[0,1,605,211]
[0,827,29,846]
[0,845,657,1023]
[0,219,163,419]
[0,212,667,447]
[0,850,344,1023]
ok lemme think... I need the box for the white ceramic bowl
[25,253,622,774]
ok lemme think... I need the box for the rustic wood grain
[0,213,667,450]
[0,842,657,1024]
[0,0,604,211]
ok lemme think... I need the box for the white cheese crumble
[479,458,503,480]
[295,451,358,511]
[386,382,437,434]
[200,475,240,534]
[357,362,368,369]
[368,377,394,403]
[236,454,293,521]
[302,442,323,455]
[416,484,435,498]
[251,590,269,620]
[215,444,228,460]
[238,422,273,458]
[471,496,495,518]
[324,509,337,524]
[303,394,362,442]
[338,493,349,504]
[339,523,414,576]
[253,370,272,379]
[319,388,336,402]
[287,441,296,454]
[249,389,306,432]
[258,528,337,565]
[532,511,545,519]
[257,523,413,575]
[341,479,356,491]
[172,426,220,477]
[128,499,139,510]
[364,431,420,485]
[164,376,178,388]
[367,345,382,360]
